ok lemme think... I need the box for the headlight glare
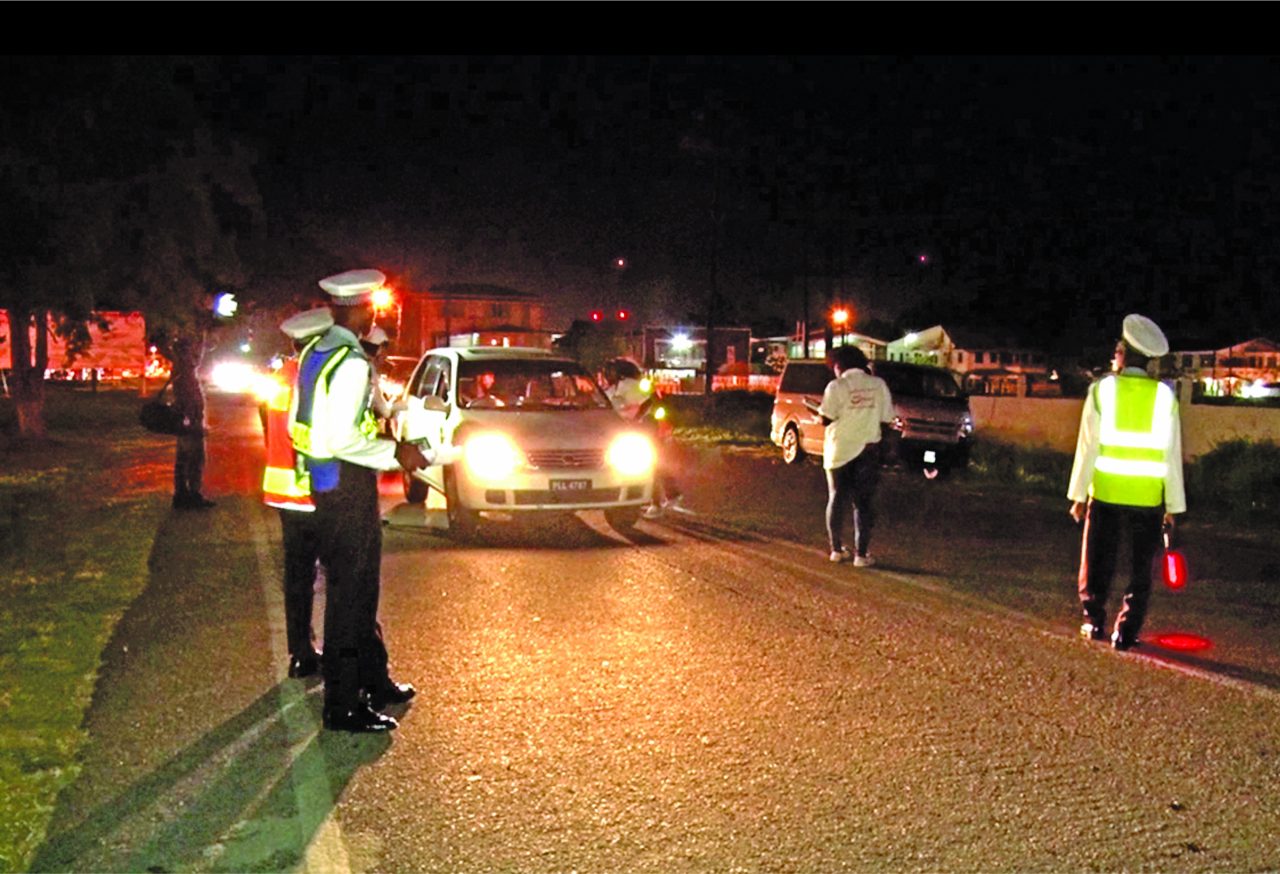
[463,432,523,480]
[607,432,656,477]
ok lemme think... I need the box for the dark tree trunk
[7,304,49,440]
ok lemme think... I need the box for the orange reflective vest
[262,357,314,512]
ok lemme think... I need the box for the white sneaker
[642,504,664,520]
[853,554,876,568]
[829,548,852,563]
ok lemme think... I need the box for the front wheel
[781,425,805,465]
[605,505,643,534]
[444,468,479,539]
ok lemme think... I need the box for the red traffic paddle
[1162,525,1187,590]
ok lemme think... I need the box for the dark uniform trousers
[825,442,881,556]
[312,460,390,710]
[1078,498,1163,640]
[279,508,322,660]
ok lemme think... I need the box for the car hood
[457,408,639,449]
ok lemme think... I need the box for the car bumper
[456,468,653,512]
[884,432,971,468]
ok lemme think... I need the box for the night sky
[10,55,1280,359]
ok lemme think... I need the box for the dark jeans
[825,445,881,556]
[1078,499,1163,641]
[279,508,322,660]
[312,462,391,710]
[174,432,206,499]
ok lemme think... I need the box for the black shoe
[1111,632,1139,652]
[366,681,416,710]
[323,704,398,733]
[288,651,322,679]
[1080,622,1107,642]
[173,494,216,510]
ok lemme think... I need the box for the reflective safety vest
[288,338,380,494]
[262,352,315,512]
[1090,373,1176,508]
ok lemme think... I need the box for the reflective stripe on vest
[289,345,353,457]
[1091,374,1173,507]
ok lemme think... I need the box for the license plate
[550,478,591,492]
[923,450,937,463]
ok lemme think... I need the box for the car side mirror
[423,395,449,414]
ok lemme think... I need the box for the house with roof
[1164,337,1280,398]
[395,283,551,355]
[885,325,1054,396]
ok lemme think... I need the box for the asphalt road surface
[31,395,1280,873]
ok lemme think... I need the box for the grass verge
[0,388,169,872]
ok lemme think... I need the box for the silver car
[394,347,656,536]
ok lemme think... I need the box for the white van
[770,359,974,477]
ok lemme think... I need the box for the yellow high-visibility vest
[1090,374,1175,507]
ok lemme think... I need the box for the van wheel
[781,425,805,465]
[444,468,479,538]
[403,471,428,504]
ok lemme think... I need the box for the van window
[779,362,831,394]
[874,364,964,399]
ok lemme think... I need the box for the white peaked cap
[280,308,334,339]
[318,269,386,305]
[1122,314,1169,357]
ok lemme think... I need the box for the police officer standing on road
[1068,314,1186,651]
[262,308,333,680]
[289,269,439,733]
[817,345,894,567]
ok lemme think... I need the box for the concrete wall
[970,394,1280,460]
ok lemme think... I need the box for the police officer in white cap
[265,308,334,680]
[289,269,437,732]
[1067,314,1186,651]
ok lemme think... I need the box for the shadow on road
[31,490,391,872]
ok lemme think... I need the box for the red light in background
[1152,632,1213,652]
[617,309,630,320]
[590,310,603,322]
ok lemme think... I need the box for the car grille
[903,418,960,440]
[513,488,622,505]
[524,449,605,470]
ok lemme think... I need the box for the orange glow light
[371,287,394,312]
[832,308,850,326]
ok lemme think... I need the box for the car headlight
[958,413,974,437]
[462,432,524,481]
[890,415,905,432]
[606,432,656,477]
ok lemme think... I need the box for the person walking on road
[1068,314,1186,651]
[262,308,333,680]
[171,333,215,510]
[817,345,894,566]
[289,269,443,733]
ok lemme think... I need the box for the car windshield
[874,365,964,399]
[457,359,611,411]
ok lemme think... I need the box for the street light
[832,307,850,349]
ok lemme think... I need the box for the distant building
[886,325,1054,396]
[395,283,550,355]
[785,323,888,362]
[1165,337,1280,397]
[0,309,151,379]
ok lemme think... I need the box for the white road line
[650,515,1280,704]
[249,509,353,874]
